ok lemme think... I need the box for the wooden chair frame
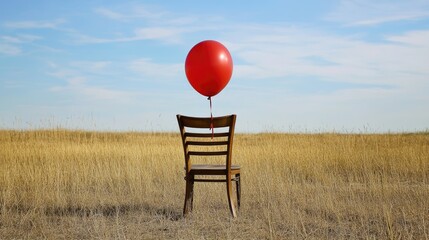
[177,114,240,217]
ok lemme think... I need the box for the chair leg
[236,173,241,209]
[183,174,194,216]
[226,177,237,218]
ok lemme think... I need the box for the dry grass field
[0,129,428,239]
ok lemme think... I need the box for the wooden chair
[177,114,241,217]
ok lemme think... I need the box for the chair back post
[176,115,191,174]
[226,115,236,177]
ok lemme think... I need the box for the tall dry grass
[0,130,428,239]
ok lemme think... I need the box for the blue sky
[1,0,429,132]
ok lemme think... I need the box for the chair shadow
[7,203,183,221]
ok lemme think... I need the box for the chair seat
[190,164,240,175]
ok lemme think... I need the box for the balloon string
[208,96,214,139]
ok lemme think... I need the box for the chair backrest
[177,114,237,174]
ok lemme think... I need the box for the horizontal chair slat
[179,115,233,128]
[188,151,228,156]
[190,177,240,182]
[186,141,229,146]
[185,132,229,138]
[194,179,227,182]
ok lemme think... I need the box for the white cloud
[50,83,134,101]
[74,27,189,44]
[1,36,23,43]
[4,19,65,29]
[47,69,74,79]
[0,43,21,55]
[1,34,42,43]
[95,8,125,20]
[387,30,429,46]
[326,0,429,26]
[0,34,42,55]
[76,5,221,44]
[218,23,429,132]
[72,34,110,44]
[70,61,112,72]
[130,58,183,79]
[351,14,428,26]
[80,86,133,101]
[226,25,429,91]
[95,6,167,21]
[134,27,185,41]
[47,61,135,102]
[49,76,134,101]
[67,76,86,86]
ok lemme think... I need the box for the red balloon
[185,40,233,97]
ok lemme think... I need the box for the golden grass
[0,130,428,239]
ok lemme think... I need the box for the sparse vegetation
[0,130,428,239]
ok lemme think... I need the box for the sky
[1,0,429,133]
